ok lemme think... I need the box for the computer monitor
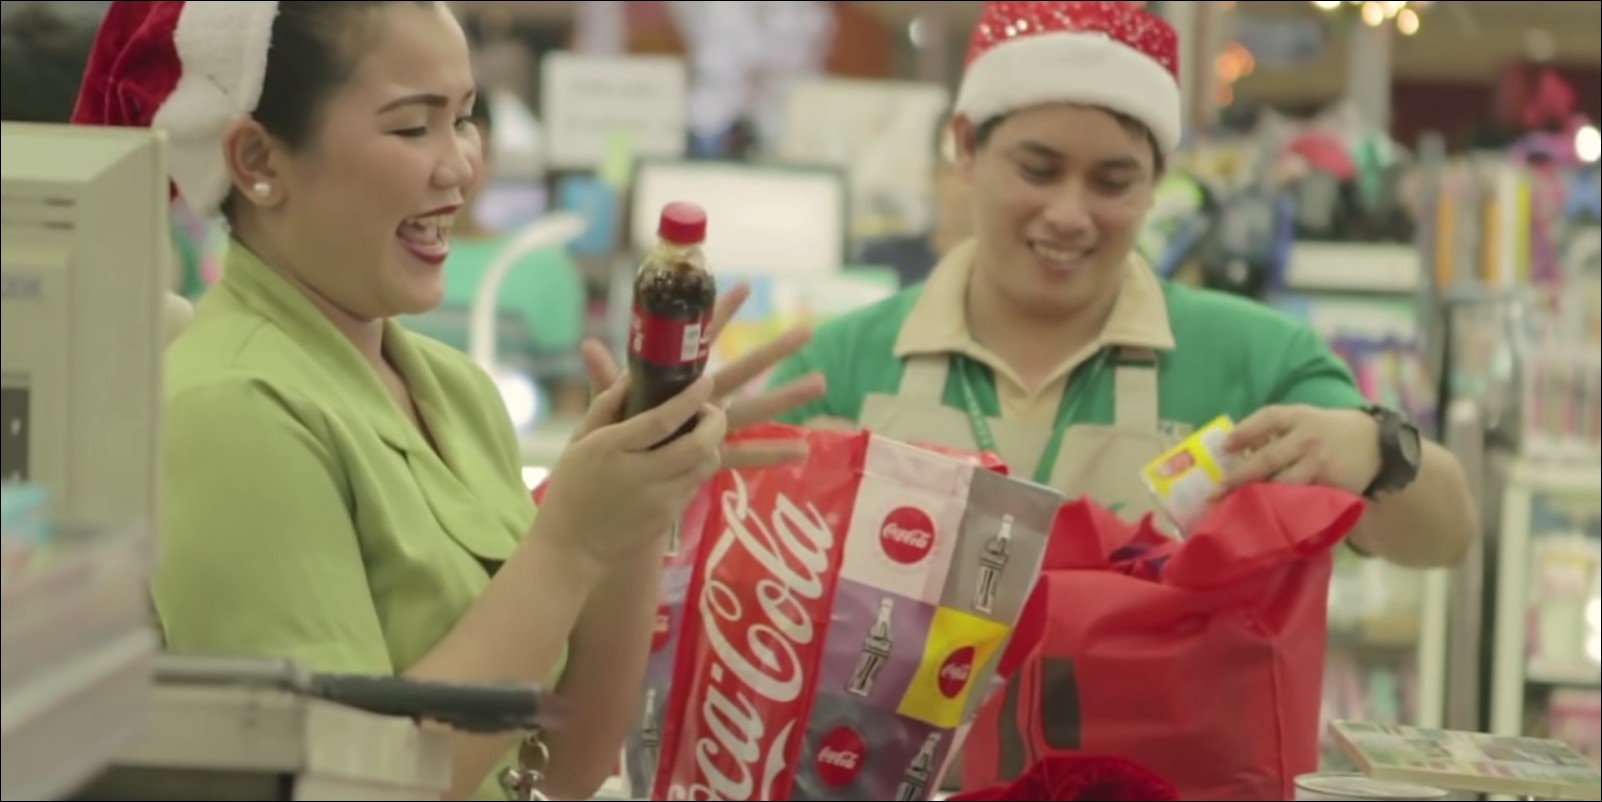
[629,159,847,277]
[1,122,168,536]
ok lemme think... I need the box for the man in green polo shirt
[769,0,1474,569]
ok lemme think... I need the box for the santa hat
[953,1,1182,155]
[71,1,280,215]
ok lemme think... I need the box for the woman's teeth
[397,214,451,246]
[1031,241,1092,265]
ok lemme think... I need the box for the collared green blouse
[158,242,562,799]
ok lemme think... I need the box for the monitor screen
[1,122,168,534]
[629,159,847,277]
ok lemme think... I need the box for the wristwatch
[1361,404,1422,499]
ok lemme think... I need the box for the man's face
[956,103,1158,318]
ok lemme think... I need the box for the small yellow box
[1141,416,1240,535]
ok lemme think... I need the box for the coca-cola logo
[814,726,865,787]
[879,506,935,564]
[668,471,839,800]
[937,646,976,699]
[652,605,673,653]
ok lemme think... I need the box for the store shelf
[2,524,158,801]
[1283,242,1421,295]
[1526,662,1602,689]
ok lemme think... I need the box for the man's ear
[221,117,286,209]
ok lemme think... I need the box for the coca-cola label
[813,727,866,787]
[937,646,975,698]
[895,609,1011,730]
[629,303,712,367]
[879,506,936,565]
[657,467,846,801]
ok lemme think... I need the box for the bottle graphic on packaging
[666,521,681,557]
[895,732,942,800]
[972,514,1013,615]
[639,687,661,779]
[847,597,895,696]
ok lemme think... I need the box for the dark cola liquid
[624,255,717,446]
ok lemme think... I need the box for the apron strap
[897,354,952,403]
[1113,346,1160,431]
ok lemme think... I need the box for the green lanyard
[951,351,1109,486]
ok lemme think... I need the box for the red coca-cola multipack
[623,424,1060,800]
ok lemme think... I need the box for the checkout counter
[0,524,541,802]
[71,661,454,801]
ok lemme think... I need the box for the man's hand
[1219,405,1381,496]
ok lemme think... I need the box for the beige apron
[858,348,1168,520]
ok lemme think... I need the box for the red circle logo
[814,726,866,787]
[879,506,936,564]
[937,646,976,698]
[651,604,673,653]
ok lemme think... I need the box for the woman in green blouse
[74,3,823,800]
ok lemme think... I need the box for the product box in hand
[1140,416,1240,534]
[626,425,1058,801]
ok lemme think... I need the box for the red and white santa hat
[953,1,1182,155]
[71,1,280,215]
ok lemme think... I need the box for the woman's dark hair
[221,1,434,220]
[971,109,1167,176]
[253,1,435,150]
[469,88,492,132]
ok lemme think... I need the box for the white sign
[539,52,689,171]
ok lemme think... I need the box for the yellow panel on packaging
[1141,415,1239,533]
[896,607,1009,729]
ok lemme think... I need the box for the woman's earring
[251,181,272,199]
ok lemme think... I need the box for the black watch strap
[1361,404,1419,499]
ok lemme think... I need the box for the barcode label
[680,323,702,363]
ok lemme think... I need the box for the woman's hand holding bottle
[534,370,725,569]
[531,283,826,575]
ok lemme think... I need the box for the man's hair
[0,4,99,123]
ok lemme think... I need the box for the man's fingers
[1222,433,1308,491]
[1227,405,1295,453]
[1271,457,1323,487]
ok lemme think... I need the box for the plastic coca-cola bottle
[624,202,717,444]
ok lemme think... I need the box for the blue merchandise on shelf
[0,483,50,544]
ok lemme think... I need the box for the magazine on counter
[1331,720,1602,801]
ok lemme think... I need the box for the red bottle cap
[657,201,707,245]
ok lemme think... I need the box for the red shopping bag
[959,483,1364,801]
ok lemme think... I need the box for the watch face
[1398,422,1423,466]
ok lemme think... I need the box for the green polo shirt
[769,241,1366,437]
[160,243,562,800]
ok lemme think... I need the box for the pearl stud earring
[251,181,271,198]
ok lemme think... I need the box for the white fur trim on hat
[152,1,279,216]
[953,30,1182,156]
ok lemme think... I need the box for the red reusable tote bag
[959,483,1364,801]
